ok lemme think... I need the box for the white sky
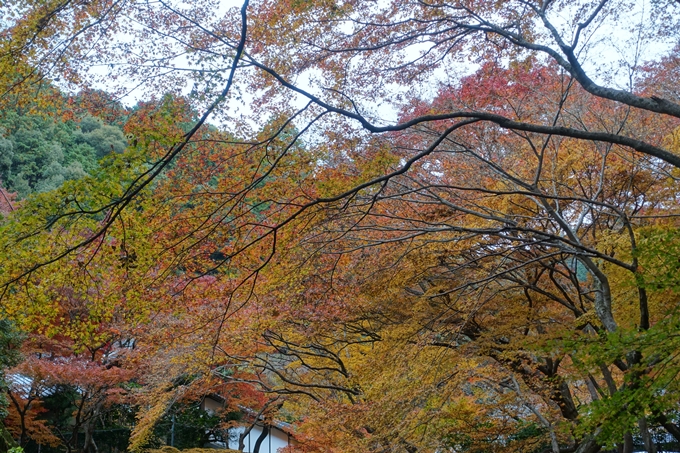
[52,0,677,131]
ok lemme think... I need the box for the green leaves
[0,110,127,197]
[635,227,680,294]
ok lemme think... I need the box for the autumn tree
[2,1,680,452]
[250,59,680,452]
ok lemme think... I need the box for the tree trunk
[638,418,657,453]
[238,422,257,451]
[618,432,633,453]
[0,424,18,452]
[82,423,99,453]
[574,430,602,453]
[652,412,680,443]
[252,424,270,453]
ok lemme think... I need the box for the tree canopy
[1,1,680,452]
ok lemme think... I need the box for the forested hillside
[1,1,680,453]
[0,111,126,197]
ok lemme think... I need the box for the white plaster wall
[227,425,292,453]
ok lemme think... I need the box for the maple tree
[265,70,679,451]
[6,343,134,452]
[1,0,680,452]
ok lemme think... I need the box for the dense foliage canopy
[1,0,680,452]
